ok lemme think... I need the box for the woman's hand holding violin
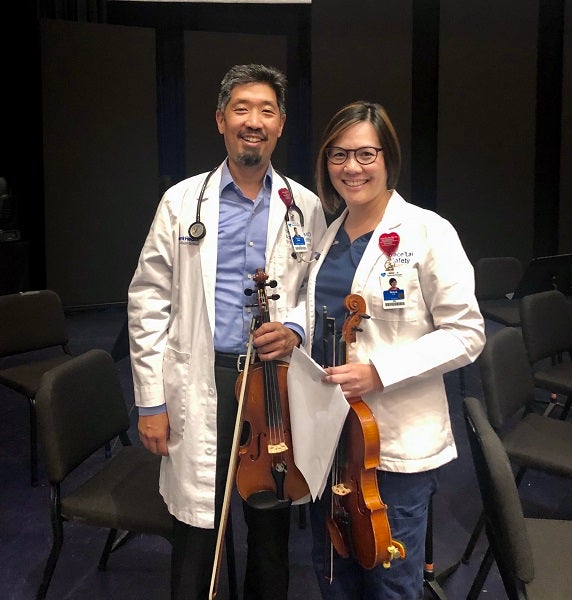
[322,363,384,398]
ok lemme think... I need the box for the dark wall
[1,1,571,305]
[312,0,572,266]
[311,1,413,202]
[184,31,288,177]
[2,2,311,307]
[0,4,43,289]
[41,19,158,307]
[437,0,539,262]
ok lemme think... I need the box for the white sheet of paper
[287,346,350,500]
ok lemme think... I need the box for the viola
[325,294,405,572]
[235,268,309,508]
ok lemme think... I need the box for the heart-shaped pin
[379,232,400,256]
[278,188,293,208]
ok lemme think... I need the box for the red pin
[278,188,293,208]
[379,232,400,257]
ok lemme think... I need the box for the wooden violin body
[235,360,309,508]
[234,268,309,509]
[327,397,404,569]
[326,294,405,570]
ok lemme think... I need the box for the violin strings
[259,292,285,454]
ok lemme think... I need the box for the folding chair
[519,289,572,419]
[474,256,523,327]
[458,256,522,397]
[35,347,239,599]
[0,289,73,485]
[463,396,572,599]
[458,328,572,592]
[34,348,174,599]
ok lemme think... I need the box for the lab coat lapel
[266,173,288,265]
[198,165,224,331]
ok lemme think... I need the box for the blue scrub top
[312,226,373,367]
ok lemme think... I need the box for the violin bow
[321,305,338,583]
[209,317,257,600]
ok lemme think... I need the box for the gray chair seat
[60,446,172,537]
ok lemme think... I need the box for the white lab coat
[303,191,485,473]
[128,162,327,528]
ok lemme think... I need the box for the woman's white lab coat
[303,191,485,473]
[128,162,327,528]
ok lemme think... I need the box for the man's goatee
[237,152,262,167]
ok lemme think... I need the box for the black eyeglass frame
[325,146,383,165]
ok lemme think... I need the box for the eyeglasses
[325,146,383,165]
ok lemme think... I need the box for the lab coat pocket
[162,346,190,435]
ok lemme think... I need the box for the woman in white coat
[304,101,485,599]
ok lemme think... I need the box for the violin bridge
[267,442,289,454]
[331,483,352,496]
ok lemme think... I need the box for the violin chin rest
[246,490,292,511]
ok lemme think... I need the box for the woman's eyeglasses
[325,146,383,165]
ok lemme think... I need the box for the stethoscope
[187,168,307,254]
[187,167,217,241]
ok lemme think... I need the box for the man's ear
[215,109,225,134]
[277,114,286,138]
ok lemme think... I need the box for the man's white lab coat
[128,162,327,528]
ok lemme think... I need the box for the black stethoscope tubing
[187,167,217,241]
[187,167,304,242]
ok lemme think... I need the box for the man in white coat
[128,64,326,600]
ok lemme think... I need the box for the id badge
[380,272,406,309]
[287,219,308,253]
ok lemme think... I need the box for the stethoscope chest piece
[188,221,206,241]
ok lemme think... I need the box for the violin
[209,269,309,599]
[325,294,405,572]
[235,268,309,508]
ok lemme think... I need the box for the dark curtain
[37,0,107,22]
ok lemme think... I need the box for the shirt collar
[220,159,273,194]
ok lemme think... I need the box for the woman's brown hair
[315,101,401,215]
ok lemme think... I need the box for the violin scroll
[342,294,370,346]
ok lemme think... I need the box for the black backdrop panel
[438,0,538,263]
[184,31,288,177]
[561,0,572,254]
[311,0,412,200]
[41,19,158,307]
